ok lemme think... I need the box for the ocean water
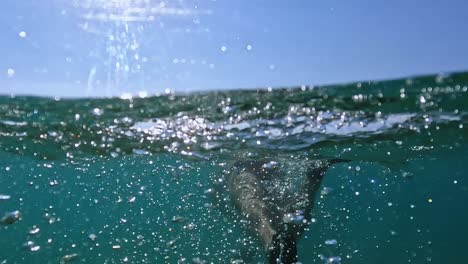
[0,72,467,264]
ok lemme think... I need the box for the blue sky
[1,0,467,97]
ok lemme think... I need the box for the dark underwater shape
[0,210,21,225]
[227,158,350,264]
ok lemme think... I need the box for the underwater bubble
[28,226,40,235]
[283,211,305,224]
[172,216,186,223]
[294,215,305,223]
[48,216,57,224]
[401,171,414,178]
[0,194,11,200]
[319,255,341,264]
[167,239,176,248]
[30,245,41,252]
[191,257,207,264]
[283,213,295,223]
[49,180,59,186]
[60,253,79,263]
[184,223,196,230]
[262,161,278,169]
[23,240,41,252]
[321,187,333,195]
[204,188,214,194]
[22,241,35,250]
[88,233,97,241]
[324,239,338,245]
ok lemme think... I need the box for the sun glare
[70,0,209,22]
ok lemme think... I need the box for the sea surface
[0,72,467,264]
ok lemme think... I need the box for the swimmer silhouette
[226,158,348,264]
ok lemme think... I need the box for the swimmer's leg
[281,230,298,264]
[267,232,281,264]
[229,171,278,256]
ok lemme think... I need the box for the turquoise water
[0,72,467,263]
